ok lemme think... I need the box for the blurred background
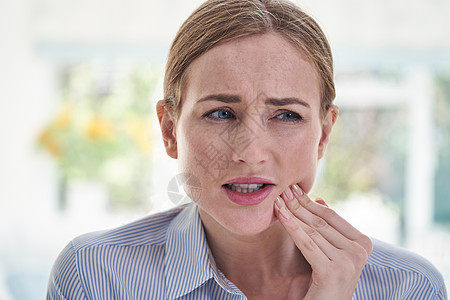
[1,0,449,298]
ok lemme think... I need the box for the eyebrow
[196,93,310,109]
[196,94,241,104]
[265,97,311,109]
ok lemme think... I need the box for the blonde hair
[163,0,335,119]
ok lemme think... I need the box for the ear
[318,105,338,160]
[156,100,178,159]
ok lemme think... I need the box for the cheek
[175,123,224,184]
[276,128,320,192]
[175,131,213,203]
[176,127,203,173]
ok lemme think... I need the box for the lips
[224,177,274,185]
[222,177,275,206]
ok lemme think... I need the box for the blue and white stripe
[354,238,447,299]
[47,203,447,299]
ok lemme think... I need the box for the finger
[289,184,356,238]
[275,198,370,299]
[282,185,372,255]
[278,191,372,276]
[280,190,352,251]
[274,197,344,262]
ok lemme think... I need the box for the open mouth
[222,182,275,206]
[221,177,275,205]
[224,183,266,193]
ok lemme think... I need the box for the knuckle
[303,225,319,237]
[299,237,317,253]
[311,216,328,230]
[284,217,300,232]
[355,234,373,255]
[350,241,370,265]
[291,220,303,232]
[290,199,302,212]
[322,207,338,220]
[298,195,310,207]
[355,249,369,265]
[362,235,374,253]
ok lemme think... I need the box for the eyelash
[202,107,236,120]
[274,111,303,123]
[203,108,303,123]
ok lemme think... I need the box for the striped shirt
[47,203,448,299]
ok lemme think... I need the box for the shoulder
[367,238,444,284]
[47,205,188,299]
[71,204,187,251]
[356,238,447,299]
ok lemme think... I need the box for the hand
[274,184,373,300]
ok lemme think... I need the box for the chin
[198,197,278,236]
[232,212,279,236]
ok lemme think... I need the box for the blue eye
[276,111,302,122]
[205,109,235,120]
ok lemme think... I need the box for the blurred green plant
[313,107,408,206]
[434,74,450,223]
[37,62,161,209]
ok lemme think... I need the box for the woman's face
[159,33,335,236]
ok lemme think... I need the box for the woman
[47,0,447,299]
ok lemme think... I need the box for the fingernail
[315,199,328,207]
[292,184,303,197]
[275,196,284,209]
[279,207,291,220]
[284,187,294,201]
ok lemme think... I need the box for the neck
[199,208,311,289]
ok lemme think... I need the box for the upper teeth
[227,183,264,193]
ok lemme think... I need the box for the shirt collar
[165,203,214,299]
[165,203,243,299]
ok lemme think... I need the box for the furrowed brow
[196,94,241,104]
[265,97,311,109]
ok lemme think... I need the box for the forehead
[182,32,321,107]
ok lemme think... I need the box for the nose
[224,118,269,165]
